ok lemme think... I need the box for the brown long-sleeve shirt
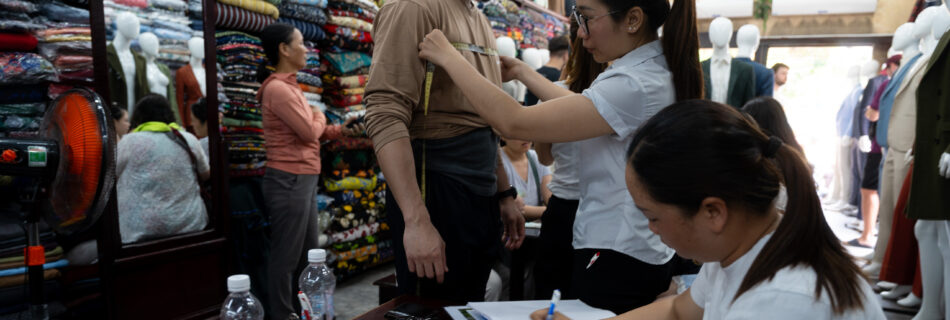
[364,0,503,153]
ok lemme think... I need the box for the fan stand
[19,181,48,320]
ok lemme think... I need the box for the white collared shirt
[710,56,731,104]
[546,81,580,200]
[576,40,675,264]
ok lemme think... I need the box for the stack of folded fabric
[298,42,326,111]
[217,31,267,177]
[0,223,68,315]
[216,0,277,34]
[148,0,195,70]
[278,0,328,43]
[187,0,203,33]
[320,0,375,53]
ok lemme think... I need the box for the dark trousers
[533,195,579,300]
[386,171,501,304]
[263,168,320,320]
[572,249,674,315]
[850,145,868,219]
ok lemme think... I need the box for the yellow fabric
[218,0,280,18]
[341,88,365,96]
[324,176,378,192]
[329,16,373,32]
[132,121,182,133]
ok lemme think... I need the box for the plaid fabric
[218,0,279,18]
[215,2,275,33]
[278,17,326,42]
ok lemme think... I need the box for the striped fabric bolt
[278,17,326,42]
[218,0,280,18]
[216,2,276,34]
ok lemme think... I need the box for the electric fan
[0,88,115,319]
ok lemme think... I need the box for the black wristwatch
[496,185,517,200]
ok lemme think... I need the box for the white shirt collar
[610,40,664,70]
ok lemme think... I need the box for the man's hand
[418,29,464,67]
[499,197,526,250]
[404,215,448,283]
[342,117,365,137]
[865,107,879,121]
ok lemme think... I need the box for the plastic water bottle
[298,249,336,320]
[220,275,265,320]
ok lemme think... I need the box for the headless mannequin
[188,37,206,97]
[522,48,544,70]
[913,6,950,319]
[539,49,551,67]
[114,12,140,113]
[139,33,169,98]
[708,17,733,104]
[863,23,921,276]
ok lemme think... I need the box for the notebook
[445,300,616,320]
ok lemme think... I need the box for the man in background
[772,63,789,94]
[524,36,570,106]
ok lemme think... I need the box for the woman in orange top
[255,23,363,320]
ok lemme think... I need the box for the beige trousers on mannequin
[914,220,950,319]
[830,138,853,204]
[873,148,912,263]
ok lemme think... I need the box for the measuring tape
[419,41,498,203]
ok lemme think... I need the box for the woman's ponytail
[662,0,703,101]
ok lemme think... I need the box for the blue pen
[546,289,561,320]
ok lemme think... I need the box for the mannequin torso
[114,35,138,110]
[190,58,206,97]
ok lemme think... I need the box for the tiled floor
[331,205,921,319]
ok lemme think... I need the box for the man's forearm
[377,138,429,225]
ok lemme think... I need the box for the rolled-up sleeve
[364,0,434,153]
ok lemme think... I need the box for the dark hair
[601,0,703,101]
[257,23,297,83]
[741,97,804,154]
[772,63,789,73]
[191,98,207,124]
[548,35,570,56]
[564,16,608,93]
[110,103,127,121]
[627,100,866,315]
[130,94,177,129]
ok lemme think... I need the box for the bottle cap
[227,274,251,293]
[308,249,326,263]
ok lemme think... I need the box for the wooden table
[353,295,460,320]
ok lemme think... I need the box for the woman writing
[419,0,702,312]
[255,23,362,320]
[533,100,884,319]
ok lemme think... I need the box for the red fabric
[0,33,37,51]
[880,162,921,295]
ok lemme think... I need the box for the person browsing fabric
[532,100,885,320]
[255,23,363,320]
[419,0,703,313]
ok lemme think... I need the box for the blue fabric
[853,75,887,138]
[876,54,922,149]
[0,259,69,277]
[836,85,863,137]
[735,57,774,97]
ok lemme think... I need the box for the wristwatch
[496,185,517,200]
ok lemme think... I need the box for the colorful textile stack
[314,0,391,282]
[217,31,267,177]
[0,0,91,139]
[477,0,567,49]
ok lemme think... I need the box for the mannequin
[539,49,551,67]
[867,19,932,277]
[701,17,755,109]
[735,24,774,97]
[830,65,862,210]
[496,37,525,103]
[175,37,206,130]
[107,12,148,112]
[139,32,180,123]
[908,5,950,319]
[522,48,544,70]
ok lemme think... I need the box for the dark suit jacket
[909,31,950,220]
[106,43,149,109]
[735,57,774,97]
[702,59,756,109]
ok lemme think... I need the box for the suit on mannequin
[864,22,925,277]
[139,32,179,124]
[176,37,206,131]
[701,17,756,109]
[734,24,774,97]
[106,12,149,112]
[909,5,950,319]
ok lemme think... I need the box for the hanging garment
[701,58,756,109]
[880,162,922,297]
[908,31,950,220]
[876,54,923,149]
[176,64,205,129]
[106,44,150,109]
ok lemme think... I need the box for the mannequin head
[892,23,917,53]
[860,60,879,80]
[846,64,861,86]
[540,49,551,66]
[522,48,544,70]
[933,5,950,41]
[708,17,733,49]
[496,36,517,58]
[188,37,205,60]
[139,32,160,59]
[116,12,140,41]
[735,24,760,58]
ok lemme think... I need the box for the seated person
[533,100,884,319]
[117,94,210,244]
[189,98,210,157]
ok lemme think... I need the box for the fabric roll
[218,0,279,18]
[329,222,381,244]
[0,33,37,51]
[278,2,328,25]
[328,15,372,32]
[278,17,326,42]
[114,0,148,8]
[323,175,377,192]
[323,51,371,75]
[215,2,276,34]
[323,24,373,43]
[299,83,323,94]
[323,137,372,152]
[0,0,38,13]
[328,93,363,107]
[323,74,368,89]
[0,53,56,85]
[39,2,89,24]
[327,8,372,23]
[286,0,327,8]
[319,33,373,53]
